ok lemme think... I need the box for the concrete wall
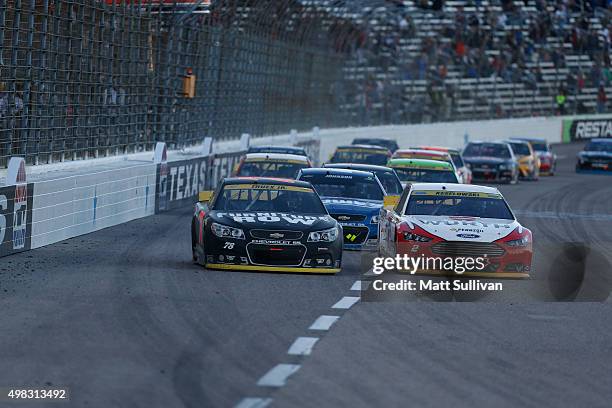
[30,164,156,248]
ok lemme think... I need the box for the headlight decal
[308,227,339,242]
[211,222,245,239]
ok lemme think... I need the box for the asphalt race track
[1,142,611,408]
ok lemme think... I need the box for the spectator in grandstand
[598,85,607,113]
[556,89,567,115]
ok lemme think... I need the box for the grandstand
[340,0,612,123]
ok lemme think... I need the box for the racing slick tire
[191,221,206,266]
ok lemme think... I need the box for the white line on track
[350,280,362,291]
[332,296,360,310]
[235,397,273,408]
[288,337,319,356]
[257,364,301,387]
[309,315,340,331]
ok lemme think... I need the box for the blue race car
[298,168,385,250]
[322,163,403,195]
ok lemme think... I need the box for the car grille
[342,226,369,245]
[250,229,303,240]
[247,243,306,266]
[431,242,505,258]
[331,213,366,222]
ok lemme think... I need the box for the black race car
[462,141,520,184]
[191,177,342,273]
[576,138,612,172]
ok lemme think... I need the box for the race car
[352,138,399,153]
[329,144,391,166]
[462,141,519,184]
[576,138,612,172]
[392,148,462,183]
[234,153,311,179]
[387,158,460,187]
[503,139,539,180]
[322,163,403,195]
[247,145,308,157]
[298,168,386,250]
[191,177,342,273]
[414,146,473,184]
[511,138,556,175]
[378,183,532,278]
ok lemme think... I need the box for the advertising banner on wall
[0,184,34,257]
[155,151,245,213]
[562,116,612,142]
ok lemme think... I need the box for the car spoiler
[383,195,400,209]
[198,191,213,202]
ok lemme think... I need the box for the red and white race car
[379,183,532,278]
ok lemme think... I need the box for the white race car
[379,183,532,278]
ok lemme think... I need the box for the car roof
[323,163,394,172]
[336,144,390,152]
[388,158,454,170]
[248,145,307,154]
[395,148,449,156]
[467,141,509,146]
[510,137,546,143]
[410,183,502,194]
[244,153,309,162]
[501,139,530,145]
[414,146,460,153]
[589,138,612,143]
[300,167,377,178]
[223,177,313,188]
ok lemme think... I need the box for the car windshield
[353,139,397,151]
[375,171,403,195]
[509,143,530,156]
[213,184,326,214]
[463,143,511,159]
[530,142,548,152]
[299,173,384,201]
[237,160,309,179]
[330,149,388,166]
[393,168,458,183]
[405,191,514,219]
[450,152,464,167]
[585,142,612,152]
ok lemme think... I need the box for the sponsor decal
[412,190,503,199]
[456,233,481,238]
[216,212,327,225]
[224,183,313,193]
[416,219,512,229]
[0,184,33,257]
[345,233,359,242]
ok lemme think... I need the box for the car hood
[320,197,383,215]
[463,157,509,165]
[405,215,518,242]
[210,211,336,231]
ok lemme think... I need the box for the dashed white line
[257,363,301,387]
[332,296,360,310]
[309,315,340,331]
[350,280,362,291]
[235,397,273,408]
[287,337,319,356]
